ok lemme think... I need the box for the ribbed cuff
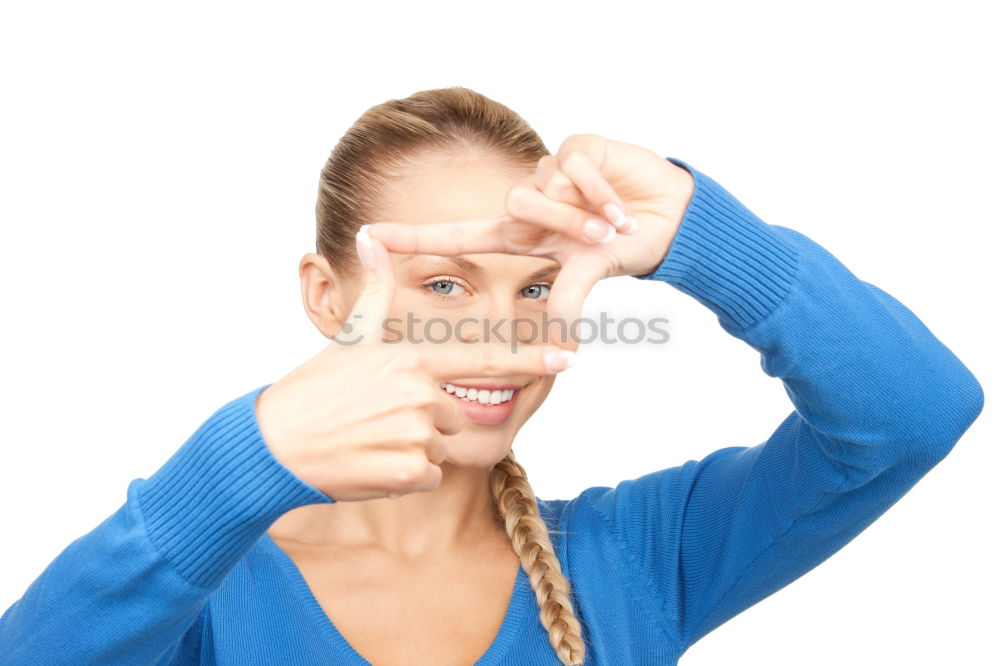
[634,157,800,333]
[136,384,334,589]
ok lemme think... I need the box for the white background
[1,1,996,664]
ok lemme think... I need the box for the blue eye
[425,279,468,297]
[521,284,550,300]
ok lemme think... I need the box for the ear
[299,252,352,339]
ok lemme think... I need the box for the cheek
[515,376,555,422]
[386,292,419,321]
[389,286,470,316]
[384,291,456,341]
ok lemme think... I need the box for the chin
[441,429,517,468]
[440,379,554,468]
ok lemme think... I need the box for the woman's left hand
[366,133,695,350]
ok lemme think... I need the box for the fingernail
[583,218,616,244]
[603,202,639,233]
[356,224,374,268]
[544,349,576,372]
[602,203,625,229]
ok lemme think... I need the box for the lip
[441,380,526,391]
[441,385,521,426]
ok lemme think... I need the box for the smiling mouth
[439,383,519,406]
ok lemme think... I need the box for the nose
[481,292,546,347]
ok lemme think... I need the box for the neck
[267,461,506,558]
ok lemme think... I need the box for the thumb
[545,253,609,352]
[333,225,396,346]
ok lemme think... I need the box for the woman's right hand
[253,228,575,502]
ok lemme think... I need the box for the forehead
[379,157,557,275]
[379,156,526,226]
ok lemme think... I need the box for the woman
[0,87,984,665]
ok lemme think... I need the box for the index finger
[367,216,512,256]
[544,253,610,352]
[414,341,576,378]
[334,226,396,346]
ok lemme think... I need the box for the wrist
[630,159,695,277]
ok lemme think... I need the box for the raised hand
[253,228,575,502]
[366,134,695,350]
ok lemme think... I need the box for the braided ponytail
[490,449,587,666]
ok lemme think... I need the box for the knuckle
[429,441,447,466]
[558,134,601,161]
[543,171,576,200]
[504,185,533,216]
[537,154,556,170]
[403,412,436,443]
[557,134,585,154]
[410,381,441,408]
[561,149,588,171]
[392,456,428,486]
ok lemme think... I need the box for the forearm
[0,385,333,664]
[639,158,984,460]
[586,157,986,648]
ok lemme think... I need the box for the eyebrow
[399,254,560,282]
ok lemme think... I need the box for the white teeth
[439,383,518,406]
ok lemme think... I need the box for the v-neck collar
[260,531,533,665]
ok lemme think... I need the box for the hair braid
[490,449,586,666]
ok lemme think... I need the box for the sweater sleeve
[0,384,334,665]
[578,157,985,652]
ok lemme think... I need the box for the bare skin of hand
[366,133,695,350]
[253,233,575,502]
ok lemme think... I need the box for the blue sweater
[0,158,984,665]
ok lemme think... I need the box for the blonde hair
[314,86,587,666]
